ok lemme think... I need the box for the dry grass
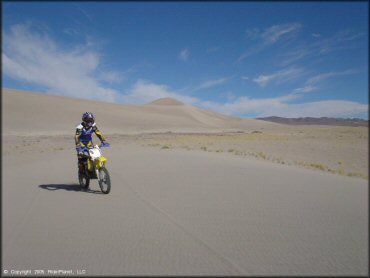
[128,127,368,179]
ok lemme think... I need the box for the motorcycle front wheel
[98,166,111,194]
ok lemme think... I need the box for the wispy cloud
[179,48,190,62]
[3,22,120,102]
[279,48,310,67]
[238,22,302,62]
[253,67,304,87]
[206,46,221,53]
[292,85,317,94]
[305,69,358,86]
[120,80,198,104]
[192,77,232,92]
[73,3,93,22]
[63,27,80,36]
[280,29,366,66]
[317,29,365,54]
[237,48,261,62]
[260,23,302,44]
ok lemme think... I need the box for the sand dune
[2,88,282,135]
[147,97,186,106]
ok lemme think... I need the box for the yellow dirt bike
[78,143,111,194]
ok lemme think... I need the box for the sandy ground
[2,135,368,276]
[2,88,369,275]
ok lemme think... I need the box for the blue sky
[2,2,369,118]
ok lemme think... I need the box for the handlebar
[99,142,110,148]
[77,143,110,152]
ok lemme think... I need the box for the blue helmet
[82,112,95,127]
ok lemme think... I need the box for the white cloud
[3,22,121,102]
[98,70,125,84]
[205,68,364,118]
[200,94,296,116]
[199,94,368,119]
[253,67,304,87]
[120,80,199,105]
[179,49,190,62]
[222,91,237,102]
[260,100,368,118]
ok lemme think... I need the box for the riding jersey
[75,122,105,144]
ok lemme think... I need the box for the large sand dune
[2,88,368,275]
[2,88,282,135]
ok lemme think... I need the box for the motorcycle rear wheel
[98,166,111,194]
[78,172,90,189]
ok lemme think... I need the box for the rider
[75,112,108,173]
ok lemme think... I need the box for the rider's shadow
[39,184,102,194]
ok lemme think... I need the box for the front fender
[95,156,107,169]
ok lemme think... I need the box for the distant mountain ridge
[256,116,368,127]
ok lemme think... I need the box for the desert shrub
[257,152,266,159]
[309,163,328,171]
[347,172,362,177]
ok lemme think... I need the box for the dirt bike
[78,143,111,194]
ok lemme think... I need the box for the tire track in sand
[112,169,250,275]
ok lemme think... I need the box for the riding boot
[79,163,84,174]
